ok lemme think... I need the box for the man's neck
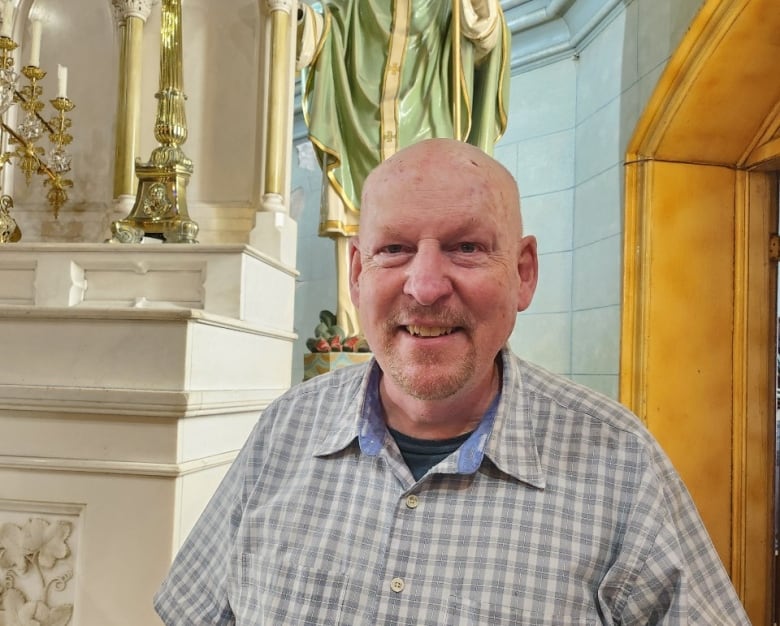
[379,365,500,440]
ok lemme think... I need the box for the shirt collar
[484,346,545,488]
[313,347,545,489]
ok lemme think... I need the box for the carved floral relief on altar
[0,509,79,626]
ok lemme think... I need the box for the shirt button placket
[388,494,415,601]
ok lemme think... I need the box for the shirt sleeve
[153,420,262,625]
[598,447,751,624]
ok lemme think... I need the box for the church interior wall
[500,58,577,383]
[569,7,632,398]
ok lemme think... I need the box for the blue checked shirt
[154,347,750,625]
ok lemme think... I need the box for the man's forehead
[367,174,499,209]
[363,202,504,238]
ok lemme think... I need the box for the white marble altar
[0,243,296,625]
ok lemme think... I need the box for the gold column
[110,0,198,243]
[249,0,297,268]
[111,0,154,203]
[261,0,293,214]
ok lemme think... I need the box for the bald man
[155,139,749,625]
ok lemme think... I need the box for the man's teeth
[406,325,454,337]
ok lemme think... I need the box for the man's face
[349,142,537,402]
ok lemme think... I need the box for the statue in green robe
[297,0,510,337]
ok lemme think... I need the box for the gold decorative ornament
[0,33,76,230]
[0,193,20,241]
[110,0,198,244]
[14,65,47,184]
[44,95,75,214]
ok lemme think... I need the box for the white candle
[57,64,67,98]
[0,2,14,39]
[28,19,41,66]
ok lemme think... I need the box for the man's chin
[389,365,471,401]
[376,341,476,396]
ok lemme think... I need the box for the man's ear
[516,235,538,313]
[349,237,362,307]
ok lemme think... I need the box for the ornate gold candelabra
[110,0,198,244]
[0,33,75,241]
[45,94,75,211]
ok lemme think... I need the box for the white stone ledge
[0,243,298,332]
[0,242,296,275]
[0,305,298,340]
[1,401,262,464]
[1,308,294,395]
[0,385,286,417]
[0,450,238,477]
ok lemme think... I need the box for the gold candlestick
[0,35,17,113]
[14,65,46,184]
[0,35,19,240]
[110,0,198,244]
[43,96,75,218]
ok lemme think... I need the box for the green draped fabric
[301,0,510,237]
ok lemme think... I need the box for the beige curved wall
[621,0,780,621]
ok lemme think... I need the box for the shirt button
[390,577,405,593]
[405,495,419,509]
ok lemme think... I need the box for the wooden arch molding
[620,0,780,622]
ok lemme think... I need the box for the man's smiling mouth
[405,325,456,337]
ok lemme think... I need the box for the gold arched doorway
[620,0,780,622]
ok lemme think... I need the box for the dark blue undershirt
[388,427,475,480]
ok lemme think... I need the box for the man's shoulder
[509,354,649,439]
[505,353,679,488]
[264,359,370,422]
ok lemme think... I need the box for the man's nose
[403,245,453,305]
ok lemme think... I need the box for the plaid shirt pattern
[154,347,750,625]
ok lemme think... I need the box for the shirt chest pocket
[229,553,350,625]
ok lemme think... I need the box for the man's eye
[381,244,405,254]
[458,242,478,253]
